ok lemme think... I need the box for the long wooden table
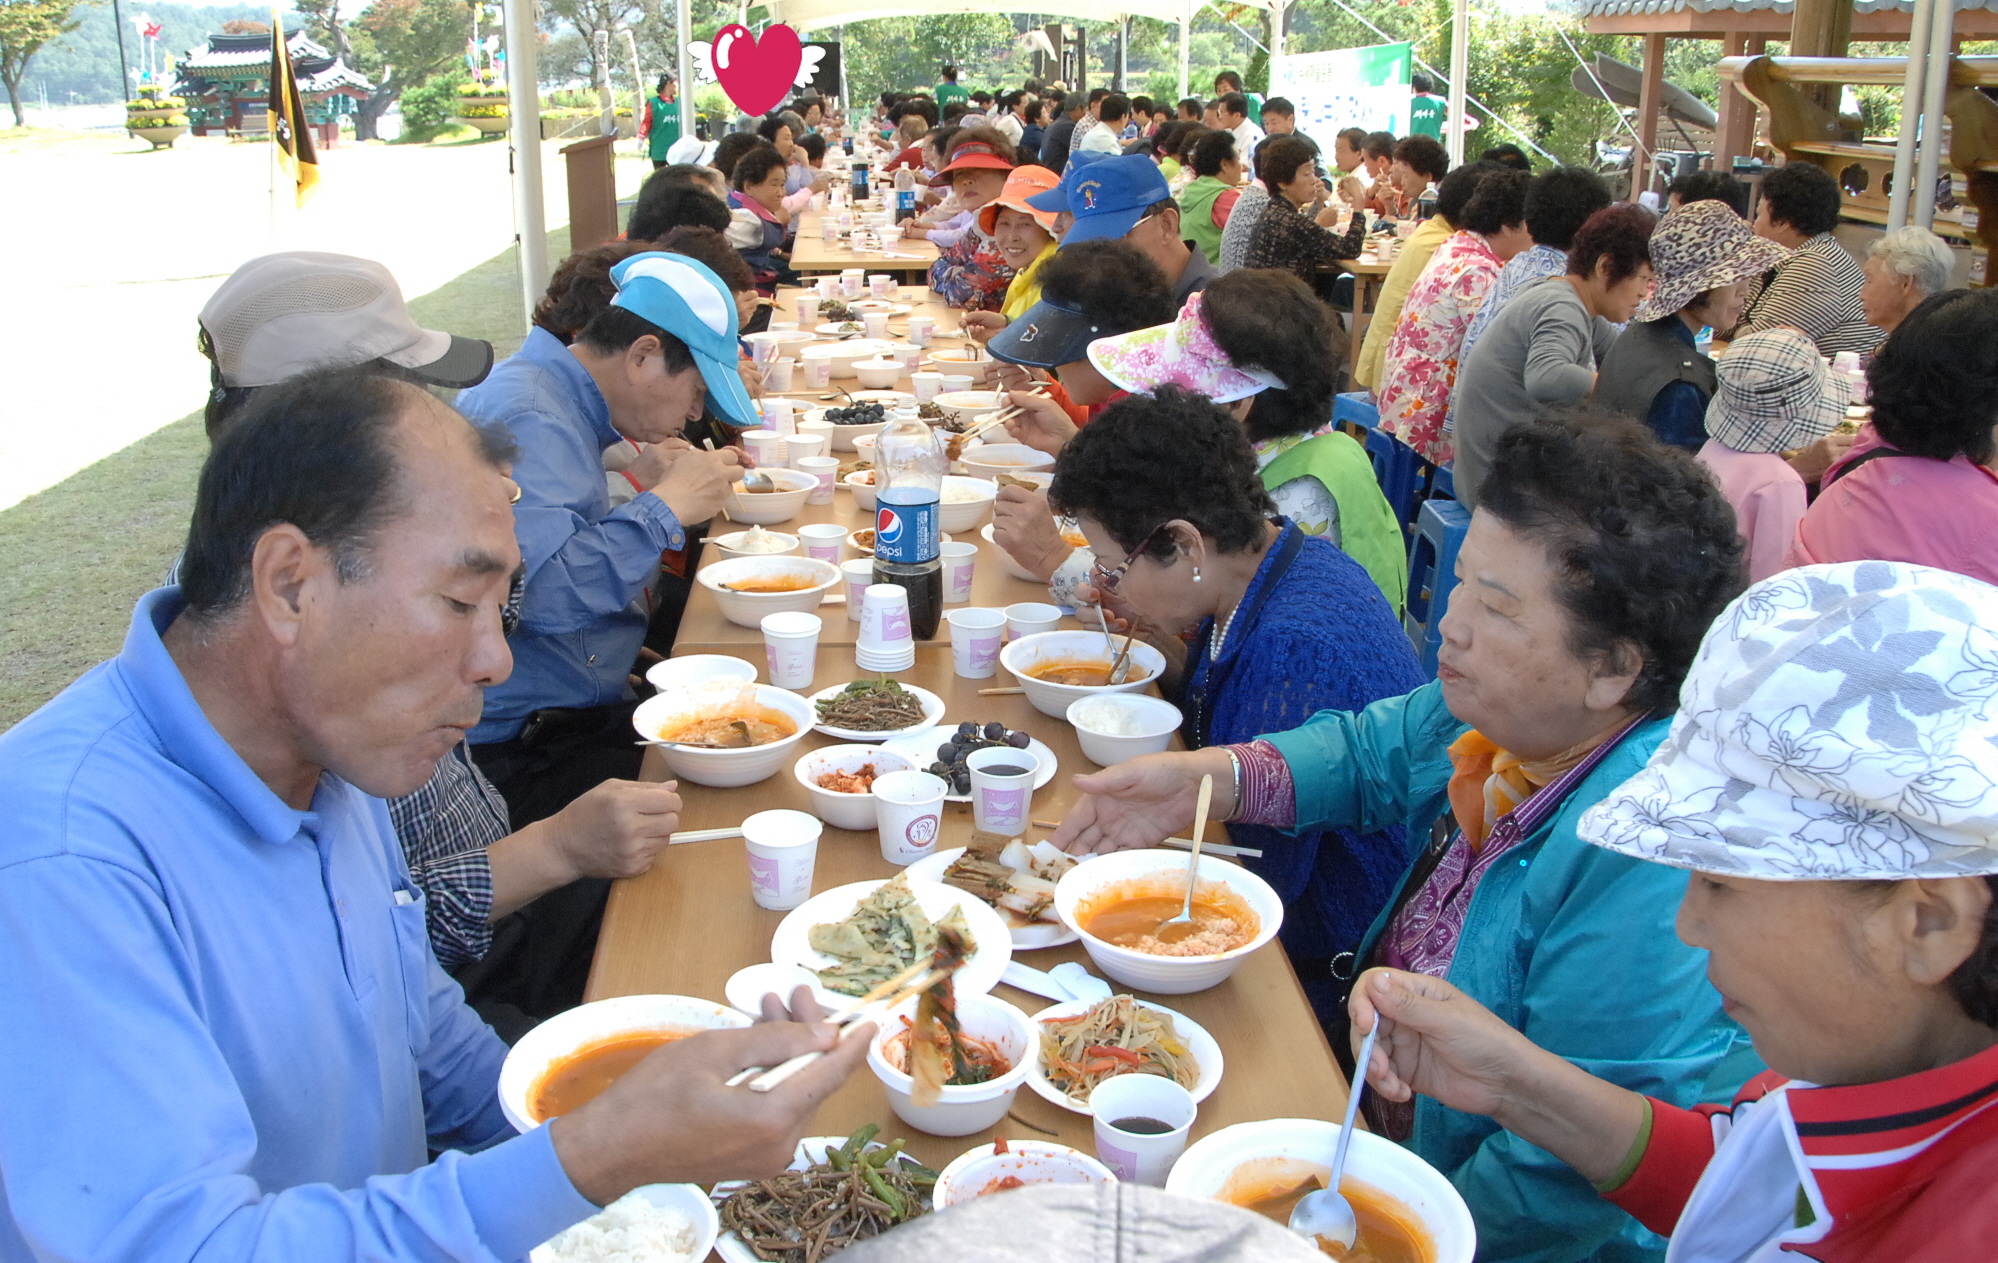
[789,209,940,277]
[588,644,1354,1177]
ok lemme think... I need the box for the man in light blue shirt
[457,253,748,825]
[0,368,867,1263]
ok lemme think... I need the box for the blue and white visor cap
[608,251,755,426]
[1579,561,1998,880]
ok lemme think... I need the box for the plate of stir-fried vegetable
[807,678,945,742]
[1026,994,1224,1114]
[712,1125,937,1263]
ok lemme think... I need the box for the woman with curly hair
[1053,408,1757,1263]
[1045,384,1423,1033]
[1788,288,1998,585]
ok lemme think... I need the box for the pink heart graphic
[712,23,802,118]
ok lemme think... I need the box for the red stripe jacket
[1606,1041,1998,1261]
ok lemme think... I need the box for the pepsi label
[874,495,940,565]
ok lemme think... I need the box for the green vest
[1261,432,1408,615]
[1178,176,1231,265]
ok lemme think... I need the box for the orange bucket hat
[978,165,1062,235]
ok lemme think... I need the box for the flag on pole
[269,16,319,207]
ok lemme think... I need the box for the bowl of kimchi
[866,992,1035,1136]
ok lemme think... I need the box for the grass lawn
[0,224,576,732]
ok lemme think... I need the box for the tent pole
[1887,0,1933,230]
[1446,0,1469,166]
[1270,0,1285,95]
[506,0,547,327]
[1913,0,1955,228]
[1179,11,1190,101]
[677,0,694,142]
[1116,18,1127,91]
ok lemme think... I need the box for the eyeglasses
[1089,523,1168,593]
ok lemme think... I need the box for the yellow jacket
[1000,241,1058,322]
[1354,215,1454,392]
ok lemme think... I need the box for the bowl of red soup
[632,680,816,787]
[499,994,753,1133]
[1053,849,1283,993]
[1166,1118,1474,1263]
[934,1139,1117,1208]
[695,556,842,628]
[999,630,1168,719]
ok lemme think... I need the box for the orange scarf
[1445,725,1622,852]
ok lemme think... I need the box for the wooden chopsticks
[725,954,963,1092]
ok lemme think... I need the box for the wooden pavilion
[173,30,374,145]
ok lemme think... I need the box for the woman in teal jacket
[1055,409,1761,1262]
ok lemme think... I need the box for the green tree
[1,0,92,125]
[28,1,270,105]
[296,0,470,139]
[839,13,1019,107]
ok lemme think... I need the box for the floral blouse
[929,224,1015,312]
[1241,196,1367,287]
[1374,230,1503,465]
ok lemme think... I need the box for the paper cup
[861,311,891,340]
[841,558,874,621]
[1005,601,1062,641]
[906,316,935,348]
[764,359,797,394]
[797,522,846,566]
[760,611,821,689]
[821,218,840,242]
[1090,1074,1196,1186]
[911,371,944,403]
[941,541,978,603]
[858,583,913,651]
[745,332,786,366]
[743,809,821,911]
[947,607,1006,679]
[796,294,822,324]
[817,275,840,298]
[792,455,837,507]
[840,274,864,299]
[868,273,896,298]
[892,344,924,372]
[940,374,974,395]
[967,745,1036,835]
[786,433,828,467]
[872,770,947,865]
[805,359,834,389]
[743,429,785,468]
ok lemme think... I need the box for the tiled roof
[1573,0,1997,14]
[179,29,328,71]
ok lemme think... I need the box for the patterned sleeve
[385,744,511,971]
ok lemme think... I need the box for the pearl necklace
[1209,602,1241,658]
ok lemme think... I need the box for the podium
[560,133,620,251]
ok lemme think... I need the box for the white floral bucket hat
[1580,561,1998,880]
[1086,291,1283,404]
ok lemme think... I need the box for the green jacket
[1178,176,1233,265]
[1260,431,1408,616]
[1263,682,1759,1263]
[934,82,969,110]
[643,94,679,161]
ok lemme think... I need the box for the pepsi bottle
[872,412,946,640]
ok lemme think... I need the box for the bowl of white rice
[532,1182,719,1263]
[1066,693,1182,766]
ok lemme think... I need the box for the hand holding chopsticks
[726,952,964,1092]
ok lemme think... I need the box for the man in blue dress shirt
[0,368,868,1263]
[458,252,747,826]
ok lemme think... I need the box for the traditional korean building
[173,29,373,144]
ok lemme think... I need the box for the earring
[1192,566,1203,583]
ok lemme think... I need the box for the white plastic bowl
[809,412,889,452]
[1053,848,1284,994]
[938,475,999,533]
[852,357,903,390]
[960,442,1057,481]
[843,468,878,512]
[631,681,816,788]
[867,992,1035,1136]
[722,467,816,525]
[930,388,1003,421]
[792,744,916,830]
[983,522,1043,583]
[923,351,998,384]
[1000,630,1168,719]
[530,1182,720,1263]
[799,338,897,378]
[1066,693,1184,766]
[853,432,878,463]
[695,556,842,628]
[644,653,757,692]
[498,994,752,1132]
[934,1140,1117,1208]
[708,528,799,561]
[1165,1119,1476,1263]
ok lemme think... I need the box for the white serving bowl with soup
[498,994,753,1133]
[1052,848,1283,994]
[934,1140,1117,1208]
[695,556,842,628]
[960,442,1057,482]
[843,468,879,512]
[632,681,816,787]
[937,475,1000,533]
[1166,1118,1475,1263]
[866,992,1036,1136]
[999,630,1167,719]
[721,467,816,525]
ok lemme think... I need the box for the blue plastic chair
[1404,498,1472,678]
[1365,427,1428,539]
[1426,462,1456,504]
[1333,391,1380,433]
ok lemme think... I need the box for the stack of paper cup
[946,607,1006,678]
[760,611,821,689]
[911,371,944,403]
[797,455,840,505]
[906,315,935,347]
[872,770,948,865]
[742,429,785,468]
[861,311,890,340]
[743,809,821,911]
[796,522,846,566]
[840,559,874,620]
[786,433,828,466]
[856,583,916,672]
[940,541,978,603]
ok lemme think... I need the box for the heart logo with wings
[688,24,825,117]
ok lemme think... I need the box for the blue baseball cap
[607,251,756,426]
[1024,148,1111,216]
[1038,154,1172,248]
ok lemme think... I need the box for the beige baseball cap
[199,252,494,389]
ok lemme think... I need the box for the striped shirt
[386,741,510,970]
[1734,231,1883,357]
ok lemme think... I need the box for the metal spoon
[1288,1018,1383,1249]
[1155,774,1213,945]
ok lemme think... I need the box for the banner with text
[1271,42,1414,164]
